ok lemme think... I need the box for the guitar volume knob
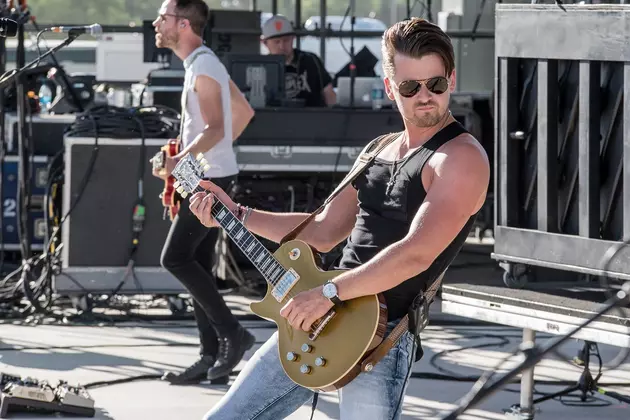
[315,357,326,367]
[286,352,299,362]
[300,364,311,374]
[301,343,312,353]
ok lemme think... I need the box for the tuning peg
[181,191,188,198]
[196,153,204,161]
[177,186,184,194]
[173,181,180,188]
[200,158,208,165]
[203,164,211,172]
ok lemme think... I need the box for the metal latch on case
[271,146,292,159]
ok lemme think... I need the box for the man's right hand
[189,180,237,228]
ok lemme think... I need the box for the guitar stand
[505,340,630,419]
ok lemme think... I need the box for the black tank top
[336,121,478,321]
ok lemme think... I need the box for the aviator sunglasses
[397,76,449,97]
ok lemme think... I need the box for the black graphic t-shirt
[285,49,332,107]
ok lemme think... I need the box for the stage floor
[1,294,629,420]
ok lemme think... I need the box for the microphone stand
[0,7,8,272]
[442,282,630,419]
[0,34,81,90]
[349,0,356,108]
[30,20,85,113]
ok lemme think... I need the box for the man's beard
[406,105,446,128]
[156,32,178,49]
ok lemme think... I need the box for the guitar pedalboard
[0,372,95,418]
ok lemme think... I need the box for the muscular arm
[229,78,254,141]
[332,138,490,300]
[176,75,225,159]
[241,184,358,251]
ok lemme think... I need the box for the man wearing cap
[262,15,336,107]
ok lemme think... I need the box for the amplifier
[3,113,76,156]
[56,137,185,295]
[1,156,49,251]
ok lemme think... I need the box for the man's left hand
[280,286,334,332]
[151,156,178,180]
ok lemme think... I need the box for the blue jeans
[203,321,415,420]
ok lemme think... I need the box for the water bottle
[38,83,53,112]
[371,80,384,110]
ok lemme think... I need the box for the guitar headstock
[171,153,211,199]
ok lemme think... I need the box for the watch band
[325,280,343,306]
[329,294,343,306]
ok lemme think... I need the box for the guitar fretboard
[190,186,287,286]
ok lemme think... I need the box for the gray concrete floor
[0,294,629,419]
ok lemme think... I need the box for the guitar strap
[279,130,449,373]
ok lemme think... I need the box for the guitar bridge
[308,309,336,341]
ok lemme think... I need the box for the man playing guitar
[151,0,256,385]
[189,18,490,420]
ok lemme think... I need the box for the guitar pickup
[271,268,300,302]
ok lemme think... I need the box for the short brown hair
[175,0,209,37]
[381,18,455,79]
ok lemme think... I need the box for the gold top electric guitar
[171,153,388,392]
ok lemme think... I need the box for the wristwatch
[322,281,343,306]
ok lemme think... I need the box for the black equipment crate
[493,4,630,286]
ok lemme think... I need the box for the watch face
[322,283,337,298]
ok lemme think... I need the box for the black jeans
[160,175,239,357]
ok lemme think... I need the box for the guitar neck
[190,185,287,286]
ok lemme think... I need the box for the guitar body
[155,139,182,220]
[250,240,388,392]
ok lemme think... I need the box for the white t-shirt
[181,45,238,178]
